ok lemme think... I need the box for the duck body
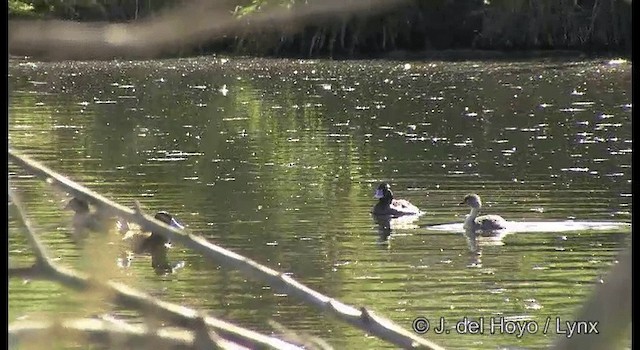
[372,183,423,217]
[121,228,168,254]
[467,214,508,233]
[460,194,508,236]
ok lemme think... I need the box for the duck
[119,211,184,272]
[119,211,183,254]
[459,193,507,234]
[372,182,422,217]
[65,197,119,237]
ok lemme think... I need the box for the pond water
[8,57,631,349]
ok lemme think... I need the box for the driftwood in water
[9,147,445,350]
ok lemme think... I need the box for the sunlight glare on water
[8,57,631,350]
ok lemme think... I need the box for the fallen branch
[8,187,305,350]
[9,318,247,350]
[9,148,444,349]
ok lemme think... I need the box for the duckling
[460,194,507,234]
[372,182,422,217]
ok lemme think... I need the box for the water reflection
[373,214,393,243]
[8,57,632,350]
[462,229,483,267]
[372,213,422,244]
[116,250,185,275]
[428,220,631,234]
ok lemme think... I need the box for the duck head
[374,183,394,200]
[460,194,482,209]
[65,197,90,214]
[146,211,184,248]
[154,211,184,230]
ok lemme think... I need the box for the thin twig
[9,148,444,350]
[8,187,304,350]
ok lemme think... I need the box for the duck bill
[374,189,384,199]
[169,217,184,230]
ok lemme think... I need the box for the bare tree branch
[8,186,306,350]
[9,318,250,350]
[9,148,445,349]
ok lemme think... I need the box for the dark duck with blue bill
[371,182,422,217]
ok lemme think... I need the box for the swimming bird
[119,211,184,272]
[460,194,507,234]
[372,182,422,217]
[65,197,119,237]
[120,211,184,254]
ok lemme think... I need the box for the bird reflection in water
[463,226,483,267]
[373,214,393,244]
[462,222,511,268]
[372,213,422,246]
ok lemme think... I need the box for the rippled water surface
[8,57,631,349]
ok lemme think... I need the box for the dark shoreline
[273,49,630,62]
[9,0,631,62]
[9,48,630,64]
[373,49,628,61]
